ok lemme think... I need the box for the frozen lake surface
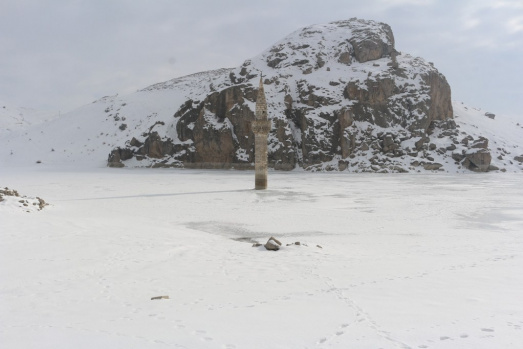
[1,167,522,348]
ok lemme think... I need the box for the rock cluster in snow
[0,187,48,212]
[252,237,323,251]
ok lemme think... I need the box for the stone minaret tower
[252,76,271,190]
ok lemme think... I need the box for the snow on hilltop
[0,101,59,134]
[0,18,522,172]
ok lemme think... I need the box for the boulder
[423,163,443,171]
[107,148,129,167]
[264,237,282,251]
[415,136,429,151]
[337,52,352,65]
[452,152,465,162]
[36,197,47,210]
[462,150,492,172]
[345,19,395,63]
[470,137,489,149]
[382,134,395,151]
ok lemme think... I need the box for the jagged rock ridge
[107,18,497,172]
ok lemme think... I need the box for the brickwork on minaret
[252,76,271,189]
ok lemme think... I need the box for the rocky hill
[1,19,522,172]
[104,18,499,172]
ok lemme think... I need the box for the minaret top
[255,75,267,120]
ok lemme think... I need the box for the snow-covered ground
[1,166,522,348]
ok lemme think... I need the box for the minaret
[252,76,271,190]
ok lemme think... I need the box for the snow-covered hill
[0,101,59,134]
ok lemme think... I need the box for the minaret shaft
[252,76,271,190]
[254,133,268,189]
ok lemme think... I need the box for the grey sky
[1,0,522,118]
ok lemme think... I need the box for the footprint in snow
[193,329,213,342]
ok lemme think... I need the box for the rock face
[106,18,495,173]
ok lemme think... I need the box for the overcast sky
[1,0,522,119]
